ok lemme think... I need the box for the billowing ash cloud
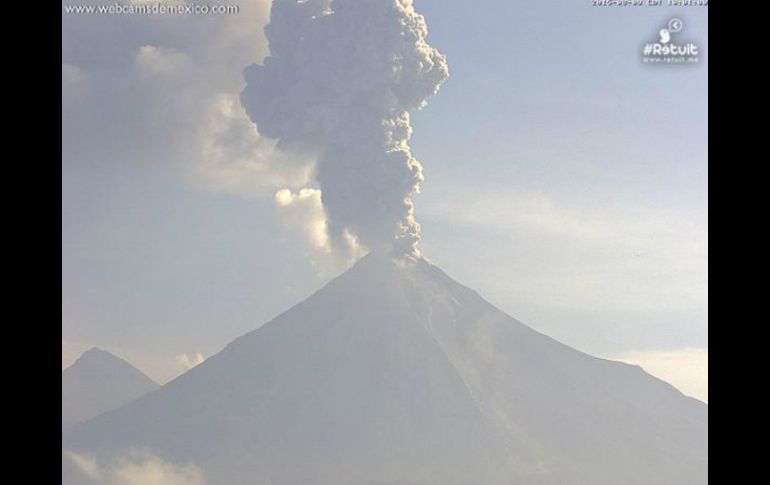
[241,0,449,256]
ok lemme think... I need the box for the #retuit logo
[643,18,701,64]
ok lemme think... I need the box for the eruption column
[241,0,449,256]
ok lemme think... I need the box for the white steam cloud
[275,188,365,273]
[241,0,449,258]
[62,0,300,198]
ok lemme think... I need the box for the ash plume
[241,0,449,257]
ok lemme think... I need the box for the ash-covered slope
[62,348,159,430]
[64,254,707,485]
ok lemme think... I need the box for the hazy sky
[62,0,708,400]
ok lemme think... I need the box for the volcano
[62,348,159,430]
[63,253,707,485]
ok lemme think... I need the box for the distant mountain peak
[74,347,120,364]
[62,348,159,430]
[80,346,109,356]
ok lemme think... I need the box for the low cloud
[175,353,206,371]
[64,450,207,485]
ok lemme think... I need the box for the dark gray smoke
[241,0,448,257]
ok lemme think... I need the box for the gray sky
[62,0,708,400]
